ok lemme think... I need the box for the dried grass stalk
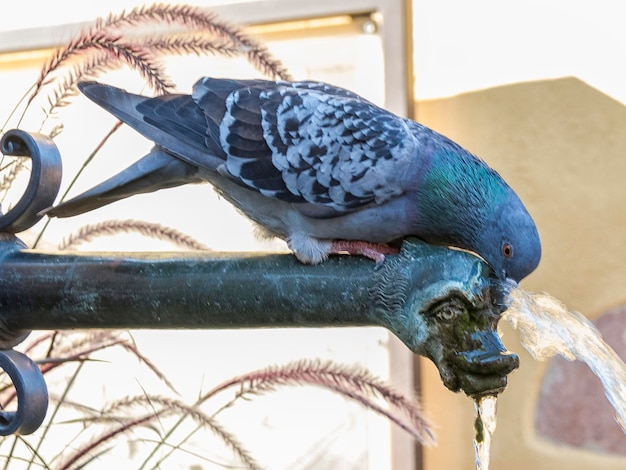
[41,52,119,122]
[60,396,261,470]
[97,3,292,80]
[59,219,209,251]
[0,157,28,198]
[144,35,241,57]
[33,3,290,123]
[206,359,436,445]
[33,30,173,108]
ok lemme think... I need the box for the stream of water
[504,286,626,431]
[473,285,626,470]
[473,395,497,470]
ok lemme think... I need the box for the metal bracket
[0,129,60,435]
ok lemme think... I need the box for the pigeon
[45,78,541,281]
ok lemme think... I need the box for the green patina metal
[0,236,518,397]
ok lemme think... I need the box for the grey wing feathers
[71,79,417,219]
[193,78,417,213]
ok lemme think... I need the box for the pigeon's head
[479,190,541,282]
[410,146,541,282]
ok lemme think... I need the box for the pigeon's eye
[502,242,514,258]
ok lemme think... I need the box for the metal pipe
[0,240,377,331]
[0,235,518,398]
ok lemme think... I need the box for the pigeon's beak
[494,267,510,283]
[492,277,519,306]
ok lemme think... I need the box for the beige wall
[416,77,626,469]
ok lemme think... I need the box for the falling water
[503,286,626,432]
[473,395,497,470]
[472,285,626,470]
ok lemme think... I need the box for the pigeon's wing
[193,78,419,216]
[80,79,421,218]
[77,82,225,171]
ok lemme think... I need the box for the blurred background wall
[417,77,626,470]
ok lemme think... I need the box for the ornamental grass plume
[58,219,209,251]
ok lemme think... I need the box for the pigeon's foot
[287,232,332,264]
[286,233,399,265]
[330,240,400,265]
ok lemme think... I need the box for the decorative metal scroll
[0,129,62,233]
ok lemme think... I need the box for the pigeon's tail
[77,81,224,171]
[44,147,204,218]
[78,81,150,132]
